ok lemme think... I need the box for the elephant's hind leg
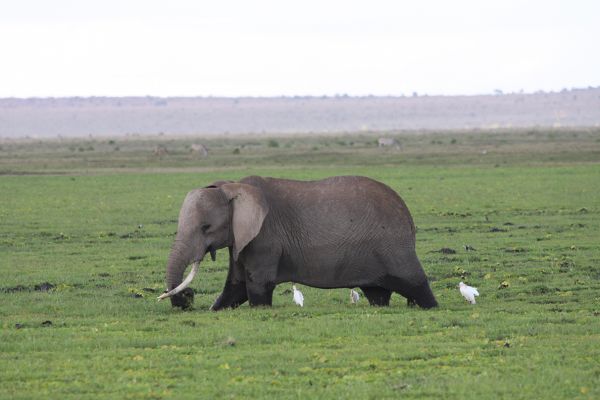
[360,286,392,306]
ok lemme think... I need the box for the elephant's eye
[201,224,211,233]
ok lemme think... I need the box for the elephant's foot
[210,281,248,311]
[360,287,392,306]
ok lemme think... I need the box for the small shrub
[268,140,279,148]
[232,148,240,155]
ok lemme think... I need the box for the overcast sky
[0,0,598,97]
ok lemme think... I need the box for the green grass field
[1,129,600,399]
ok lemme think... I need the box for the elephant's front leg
[210,280,248,311]
[234,240,281,307]
[210,247,248,311]
[245,268,276,307]
[241,250,279,307]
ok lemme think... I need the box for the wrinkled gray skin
[165,176,438,310]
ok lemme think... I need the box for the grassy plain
[1,128,600,399]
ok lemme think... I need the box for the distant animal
[292,285,304,307]
[350,289,360,304]
[153,145,168,157]
[190,143,208,157]
[158,175,438,311]
[459,282,479,304]
[377,137,401,149]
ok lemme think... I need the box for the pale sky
[0,0,598,97]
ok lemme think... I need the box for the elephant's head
[158,181,269,308]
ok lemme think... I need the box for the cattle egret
[459,282,479,304]
[292,285,304,307]
[350,289,360,304]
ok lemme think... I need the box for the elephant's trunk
[158,240,216,302]
[157,261,199,301]
[158,240,204,301]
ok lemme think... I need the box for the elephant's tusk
[157,261,199,301]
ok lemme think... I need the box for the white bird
[292,285,304,307]
[350,289,360,304]
[459,282,479,304]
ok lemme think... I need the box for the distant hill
[1,89,599,138]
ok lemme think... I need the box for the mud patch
[34,282,55,292]
[529,285,555,295]
[0,285,28,293]
[504,247,527,253]
[436,247,456,254]
[53,232,70,240]
[127,255,147,261]
[152,219,178,225]
[557,259,574,273]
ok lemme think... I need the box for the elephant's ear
[220,183,269,260]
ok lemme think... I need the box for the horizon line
[1,86,599,100]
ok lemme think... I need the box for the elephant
[158,175,438,310]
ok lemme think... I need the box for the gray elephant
[158,176,438,310]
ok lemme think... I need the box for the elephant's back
[245,175,416,245]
